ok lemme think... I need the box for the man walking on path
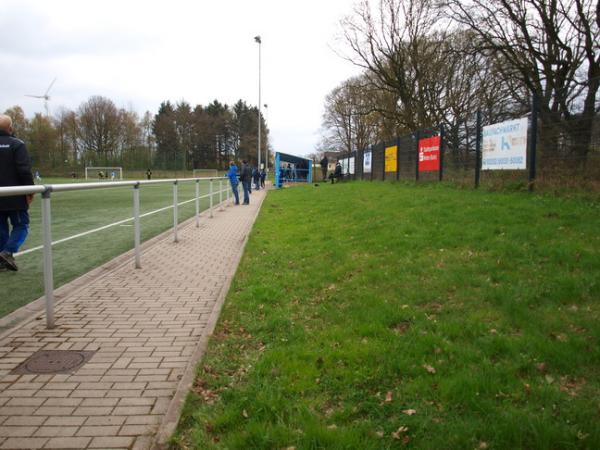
[0,114,34,272]
[227,161,240,205]
[240,160,252,205]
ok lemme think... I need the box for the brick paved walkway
[0,188,267,449]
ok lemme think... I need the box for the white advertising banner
[482,118,528,170]
[363,151,372,173]
[341,158,348,174]
[349,157,355,175]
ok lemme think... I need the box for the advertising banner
[418,136,441,172]
[349,157,355,175]
[482,118,528,170]
[385,146,397,172]
[341,158,348,174]
[363,151,372,173]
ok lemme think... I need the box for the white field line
[15,192,221,257]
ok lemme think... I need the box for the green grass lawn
[2,177,231,318]
[172,181,600,450]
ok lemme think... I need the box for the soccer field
[2,177,230,318]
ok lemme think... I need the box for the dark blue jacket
[0,130,34,211]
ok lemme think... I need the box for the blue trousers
[230,181,240,204]
[242,181,250,204]
[0,210,30,254]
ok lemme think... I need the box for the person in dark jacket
[226,161,240,205]
[330,161,342,184]
[239,160,252,204]
[0,114,34,271]
[320,155,328,181]
[260,168,266,188]
[252,166,260,190]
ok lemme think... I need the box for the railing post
[41,189,55,329]
[133,183,141,269]
[219,179,224,211]
[209,179,214,218]
[173,181,179,242]
[195,179,200,227]
[226,179,230,206]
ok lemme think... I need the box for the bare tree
[445,0,600,159]
[78,96,121,164]
[322,76,381,153]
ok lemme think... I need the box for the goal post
[192,169,219,178]
[85,167,123,181]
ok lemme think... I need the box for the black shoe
[0,251,17,271]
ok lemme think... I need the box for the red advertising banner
[418,136,440,172]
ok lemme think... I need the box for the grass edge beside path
[172,182,600,450]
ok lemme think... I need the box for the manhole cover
[11,350,96,375]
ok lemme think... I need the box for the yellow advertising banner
[385,146,397,172]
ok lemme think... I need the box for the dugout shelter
[274,152,313,188]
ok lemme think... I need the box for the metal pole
[41,190,55,329]
[415,131,421,182]
[528,93,538,192]
[439,124,445,182]
[209,179,214,218]
[219,179,223,210]
[173,181,178,242]
[475,110,482,189]
[256,36,262,172]
[133,184,141,269]
[226,178,230,206]
[396,137,401,181]
[195,179,200,227]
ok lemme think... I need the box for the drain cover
[11,350,95,375]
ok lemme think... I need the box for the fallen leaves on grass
[423,364,436,374]
[391,426,409,440]
[242,409,249,418]
[402,409,416,416]
[192,379,217,405]
[385,391,393,403]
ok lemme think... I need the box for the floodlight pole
[255,35,262,173]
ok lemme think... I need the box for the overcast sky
[0,0,362,157]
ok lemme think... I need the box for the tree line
[321,0,599,166]
[3,96,268,173]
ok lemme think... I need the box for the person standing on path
[0,114,34,272]
[320,155,328,181]
[260,168,266,188]
[239,160,252,205]
[227,161,240,205]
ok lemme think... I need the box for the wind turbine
[25,77,57,117]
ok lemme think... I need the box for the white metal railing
[0,177,231,329]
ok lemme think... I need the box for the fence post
[528,93,538,192]
[219,179,224,211]
[195,179,200,227]
[415,131,421,182]
[226,178,230,205]
[396,137,401,181]
[173,181,179,242]
[209,179,214,218]
[133,183,141,269]
[382,144,386,181]
[439,124,445,182]
[475,110,482,188]
[41,189,55,329]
